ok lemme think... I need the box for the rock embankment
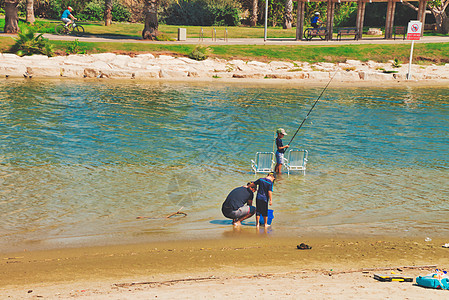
[1,53,449,81]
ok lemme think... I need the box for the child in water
[254,172,276,228]
[275,128,289,174]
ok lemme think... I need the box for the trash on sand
[425,237,432,242]
[442,243,449,248]
[416,270,449,290]
[374,274,413,282]
[297,243,312,250]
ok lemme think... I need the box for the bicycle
[303,27,327,41]
[55,20,85,36]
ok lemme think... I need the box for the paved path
[44,34,449,45]
[2,32,448,45]
[0,33,449,46]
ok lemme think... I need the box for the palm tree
[142,0,159,40]
[4,0,20,33]
[283,0,293,29]
[26,0,35,24]
[105,0,113,26]
[250,0,258,27]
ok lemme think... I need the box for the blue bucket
[259,209,274,225]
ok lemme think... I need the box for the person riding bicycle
[311,12,320,28]
[61,6,77,28]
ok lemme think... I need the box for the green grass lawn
[41,40,449,64]
[1,17,448,64]
[2,35,448,64]
[2,17,443,39]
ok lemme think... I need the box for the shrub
[66,39,86,54]
[189,45,211,61]
[112,0,132,22]
[78,0,103,21]
[10,27,54,56]
[77,0,130,22]
[163,0,241,26]
[392,58,402,68]
[34,0,62,19]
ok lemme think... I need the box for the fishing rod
[287,70,338,146]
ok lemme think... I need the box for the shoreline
[1,52,449,83]
[2,236,448,298]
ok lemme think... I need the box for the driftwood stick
[114,265,440,288]
[165,206,187,218]
[115,276,215,288]
[136,207,187,220]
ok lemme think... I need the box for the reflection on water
[0,79,448,251]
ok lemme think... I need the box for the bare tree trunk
[403,1,449,34]
[105,0,113,26]
[283,0,293,29]
[4,0,20,33]
[26,0,35,24]
[142,0,159,40]
[431,8,449,34]
[250,0,258,27]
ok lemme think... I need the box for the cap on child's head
[267,172,276,180]
[276,128,287,135]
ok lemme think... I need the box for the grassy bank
[2,36,447,64]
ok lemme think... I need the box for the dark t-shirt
[254,178,273,202]
[276,137,285,153]
[222,186,254,214]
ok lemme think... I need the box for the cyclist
[61,6,77,28]
[311,12,320,28]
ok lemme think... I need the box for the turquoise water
[0,79,448,251]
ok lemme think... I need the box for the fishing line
[287,70,338,146]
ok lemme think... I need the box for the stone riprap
[1,53,448,81]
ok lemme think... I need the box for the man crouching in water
[222,182,256,226]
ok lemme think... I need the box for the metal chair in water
[251,152,275,174]
[284,149,308,175]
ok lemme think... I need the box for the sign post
[406,21,422,80]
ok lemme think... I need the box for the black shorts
[256,198,268,216]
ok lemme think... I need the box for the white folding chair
[285,149,308,175]
[251,152,274,174]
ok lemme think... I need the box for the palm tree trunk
[250,0,258,27]
[4,0,19,33]
[105,0,113,26]
[283,0,293,29]
[142,0,159,40]
[26,0,35,24]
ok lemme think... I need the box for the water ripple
[0,80,448,250]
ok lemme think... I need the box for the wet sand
[2,235,449,298]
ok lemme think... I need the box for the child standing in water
[255,172,275,228]
[275,128,289,174]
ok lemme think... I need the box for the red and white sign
[407,21,422,40]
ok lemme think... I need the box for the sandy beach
[1,46,448,298]
[2,235,449,298]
